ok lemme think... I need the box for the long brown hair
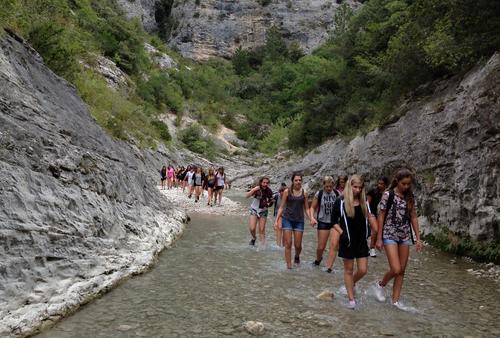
[390,168,415,212]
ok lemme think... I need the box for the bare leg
[325,229,340,269]
[353,257,368,285]
[392,245,410,303]
[316,229,330,262]
[249,215,257,241]
[283,230,293,269]
[293,231,303,261]
[258,216,267,245]
[343,259,355,301]
[380,244,402,289]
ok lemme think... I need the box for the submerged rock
[243,321,265,336]
[316,290,335,301]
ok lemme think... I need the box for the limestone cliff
[118,0,361,60]
[233,53,500,244]
[0,31,186,337]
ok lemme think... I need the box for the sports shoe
[347,300,356,309]
[294,256,300,265]
[392,301,410,311]
[324,267,333,273]
[369,248,377,257]
[249,238,256,246]
[313,257,322,266]
[374,282,386,302]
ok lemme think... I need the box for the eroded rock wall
[0,31,186,337]
[233,53,500,242]
[118,0,361,60]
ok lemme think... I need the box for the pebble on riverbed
[316,290,335,301]
[243,321,265,336]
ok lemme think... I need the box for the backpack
[316,189,339,217]
[383,189,415,244]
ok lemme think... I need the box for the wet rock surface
[0,31,187,337]
[232,53,500,243]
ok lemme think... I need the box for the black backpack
[383,189,415,244]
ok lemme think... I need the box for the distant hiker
[246,177,274,246]
[309,176,340,269]
[167,165,175,189]
[160,165,167,190]
[192,167,204,202]
[366,176,389,257]
[335,175,347,195]
[373,169,422,310]
[206,168,216,206]
[273,182,287,247]
[186,166,195,198]
[176,167,185,188]
[182,165,191,192]
[332,175,378,308]
[214,167,227,206]
[273,173,310,269]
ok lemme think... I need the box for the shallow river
[38,194,500,337]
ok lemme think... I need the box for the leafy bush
[178,124,217,159]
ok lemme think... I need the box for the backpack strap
[365,202,372,239]
[340,199,351,247]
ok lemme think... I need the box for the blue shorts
[383,238,412,246]
[282,218,304,232]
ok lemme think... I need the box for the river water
[38,193,500,337]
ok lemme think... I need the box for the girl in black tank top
[274,173,310,269]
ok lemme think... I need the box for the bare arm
[309,196,318,226]
[303,192,311,222]
[274,189,289,228]
[376,210,385,250]
[410,207,423,252]
[368,214,378,238]
[245,186,259,198]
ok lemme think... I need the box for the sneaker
[392,301,410,311]
[294,256,300,265]
[313,258,322,266]
[249,238,256,246]
[369,248,377,257]
[347,300,356,309]
[324,267,333,273]
[373,282,386,302]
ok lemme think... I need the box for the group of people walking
[246,168,422,309]
[160,164,228,206]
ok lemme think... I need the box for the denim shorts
[249,208,268,218]
[282,218,304,232]
[383,238,412,246]
[317,221,333,231]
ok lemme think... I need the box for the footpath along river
[38,190,500,337]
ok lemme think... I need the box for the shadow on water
[37,193,500,337]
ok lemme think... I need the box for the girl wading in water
[332,175,378,308]
[206,168,216,206]
[274,173,310,269]
[214,167,227,206]
[246,177,274,246]
[309,176,340,267]
[374,169,423,309]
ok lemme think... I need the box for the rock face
[116,0,158,32]
[81,54,129,90]
[0,31,187,337]
[117,0,361,61]
[144,42,178,69]
[233,53,500,243]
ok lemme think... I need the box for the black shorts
[161,176,166,181]
[215,186,224,191]
[338,238,369,259]
[317,221,333,231]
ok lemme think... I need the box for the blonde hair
[343,175,368,218]
[323,176,334,186]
